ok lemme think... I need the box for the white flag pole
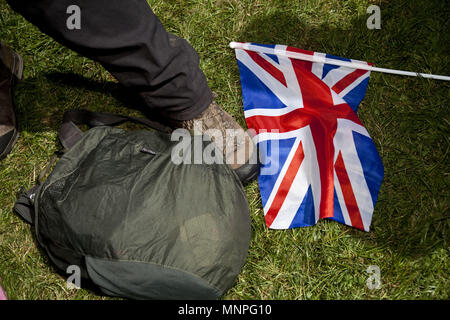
[229,42,450,81]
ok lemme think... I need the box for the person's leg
[6,0,212,121]
[3,0,259,182]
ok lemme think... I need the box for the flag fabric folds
[233,42,384,231]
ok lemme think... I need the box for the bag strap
[59,109,172,150]
[14,185,40,225]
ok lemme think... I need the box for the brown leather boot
[171,100,259,184]
[0,41,23,160]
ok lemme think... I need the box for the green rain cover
[34,126,251,299]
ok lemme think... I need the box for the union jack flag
[233,42,384,231]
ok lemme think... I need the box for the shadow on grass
[13,72,169,135]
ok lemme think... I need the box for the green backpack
[14,110,252,300]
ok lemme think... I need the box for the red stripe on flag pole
[265,141,305,228]
[334,151,365,230]
[332,69,368,94]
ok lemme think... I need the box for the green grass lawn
[0,0,448,300]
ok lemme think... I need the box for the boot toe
[0,129,18,160]
[233,157,260,185]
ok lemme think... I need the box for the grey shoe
[171,100,259,184]
[0,41,23,160]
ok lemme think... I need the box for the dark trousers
[6,0,212,121]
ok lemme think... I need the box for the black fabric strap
[59,109,172,150]
[14,185,40,225]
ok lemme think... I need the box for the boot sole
[233,145,260,185]
[0,129,19,161]
[0,49,23,160]
[237,163,259,185]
